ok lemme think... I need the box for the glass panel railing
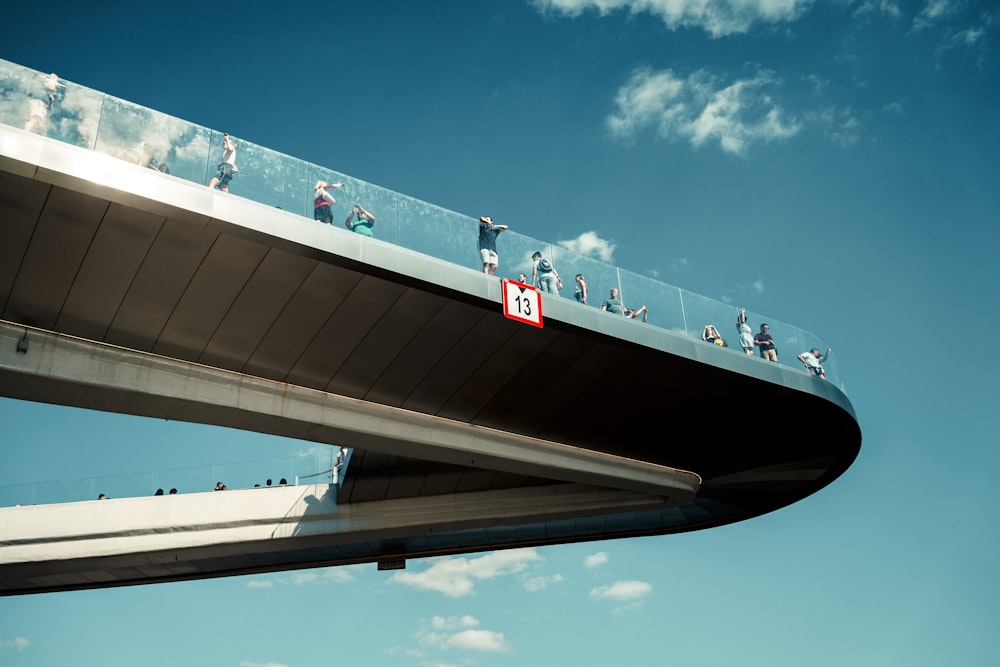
[396,194,471,265]
[0,57,846,392]
[0,450,339,508]
[553,250,621,309]
[679,291,749,348]
[336,171,401,243]
[618,268,686,331]
[94,96,212,181]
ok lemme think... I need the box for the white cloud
[267,565,358,587]
[914,0,960,30]
[584,551,609,568]
[805,107,863,147]
[589,579,653,601]
[392,548,540,597]
[523,573,565,591]
[532,0,812,38]
[417,616,511,654]
[430,615,480,630]
[558,230,617,262]
[954,24,985,47]
[607,67,801,156]
[449,630,511,652]
[320,567,358,583]
[1,637,30,652]
[245,579,273,589]
[919,7,997,64]
[853,0,903,20]
[421,630,511,653]
[241,662,289,667]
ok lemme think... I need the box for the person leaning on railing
[478,216,508,275]
[207,133,238,192]
[313,180,345,225]
[574,274,588,304]
[798,346,832,379]
[346,204,376,237]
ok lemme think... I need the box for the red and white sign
[502,278,543,328]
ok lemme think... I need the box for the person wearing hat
[478,216,508,275]
[530,251,562,294]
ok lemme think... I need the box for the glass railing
[0,450,343,508]
[0,58,844,391]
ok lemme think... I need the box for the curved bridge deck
[0,103,860,596]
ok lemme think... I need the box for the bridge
[0,59,861,596]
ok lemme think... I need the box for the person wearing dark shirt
[478,216,508,275]
[753,323,778,362]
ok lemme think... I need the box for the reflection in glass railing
[0,450,341,508]
[0,58,845,392]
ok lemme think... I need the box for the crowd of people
[698,307,833,379]
[90,450,350,503]
[482,216,832,379]
[18,73,832,383]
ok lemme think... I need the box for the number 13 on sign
[502,278,543,328]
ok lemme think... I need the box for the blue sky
[2,1,999,665]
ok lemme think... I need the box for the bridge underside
[0,126,861,595]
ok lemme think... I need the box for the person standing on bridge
[346,204,376,237]
[737,307,755,356]
[574,274,588,304]
[478,216,508,275]
[207,133,238,192]
[754,323,778,362]
[313,180,345,225]
[601,287,624,315]
[530,251,562,295]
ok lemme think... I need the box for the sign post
[502,278,543,328]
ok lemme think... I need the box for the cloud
[853,0,903,20]
[589,579,653,601]
[607,67,801,155]
[913,0,961,30]
[430,615,480,630]
[241,662,288,667]
[805,107,864,147]
[1,637,30,652]
[523,573,565,591]
[924,9,998,66]
[584,551,609,568]
[531,0,813,38]
[558,231,617,262]
[256,565,358,588]
[391,548,541,597]
[418,616,511,653]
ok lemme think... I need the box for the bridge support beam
[0,482,675,595]
[0,322,700,501]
